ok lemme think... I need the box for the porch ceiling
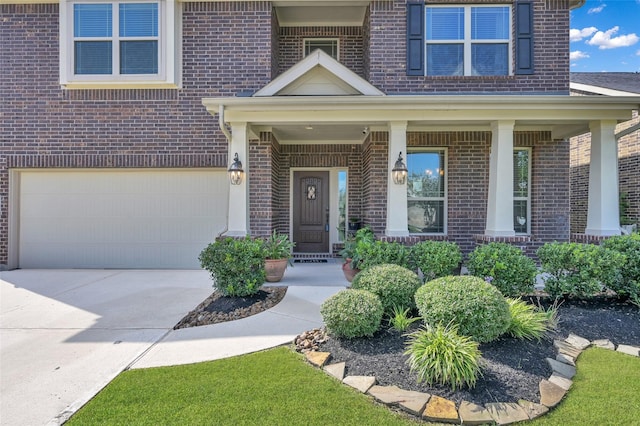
[203,95,640,143]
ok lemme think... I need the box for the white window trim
[514,147,531,235]
[303,38,340,61]
[407,148,448,235]
[60,0,181,89]
[425,4,512,77]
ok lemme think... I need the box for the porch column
[485,120,516,237]
[585,120,620,236]
[226,122,249,236]
[386,121,409,237]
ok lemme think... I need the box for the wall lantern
[392,152,408,185]
[228,152,244,185]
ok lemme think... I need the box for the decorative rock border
[298,331,640,425]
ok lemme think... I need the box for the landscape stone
[566,333,591,350]
[546,357,576,379]
[518,399,549,420]
[305,351,331,367]
[539,379,567,408]
[617,345,640,357]
[485,402,529,425]
[343,375,376,393]
[592,339,615,350]
[423,395,459,424]
[556,352,576,366]
[458,401,494,425]
[554,339,582,359]
[367,385,430,416]
[323,362,345,380]
[548,373,572,391]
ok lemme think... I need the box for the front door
[293,171,330,253]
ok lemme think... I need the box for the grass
[67,346,640,426]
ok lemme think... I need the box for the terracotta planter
[265,258,289,282]
[341,258,360,283]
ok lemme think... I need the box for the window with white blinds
[425,5,511,76]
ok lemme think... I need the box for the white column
[386,121,409,237]
[485,121,516,237]
[585,120,621,236]
[226,122,249,237]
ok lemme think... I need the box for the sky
[570,0,640,72]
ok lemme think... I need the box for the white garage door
[18,170,228,269]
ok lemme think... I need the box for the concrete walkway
[0,263,346,426]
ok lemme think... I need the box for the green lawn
[68,346,639,426]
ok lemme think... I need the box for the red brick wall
[368,0,570,94]
[362,133,389,234]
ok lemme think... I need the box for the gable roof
[570,72,640,96]
[254,49,384,97]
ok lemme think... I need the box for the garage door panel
[18,170,227,269]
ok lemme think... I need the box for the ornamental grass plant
[505,298,556,341]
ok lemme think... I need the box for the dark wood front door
[293,171,330,253]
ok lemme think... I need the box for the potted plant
[263,230,295,282]
[339,227,374,282]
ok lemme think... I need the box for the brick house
[569,72,640,238]
[2,0,640,270]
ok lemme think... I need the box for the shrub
[602,234,640,299]
[537,242,626,298]
[387,305,421,332]
[404,323,481,390]
[199,236,266,297]
[410,240,462,281]
[415,276,511,343]
[467,242,537,297]
[352,264,422,314]
[356,241,412,271]
[339,227,375,269]
[506,298,555,341]
[320,289,384,338]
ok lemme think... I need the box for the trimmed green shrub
[602,234,640,299]
[387,305,421,332]
[356,241,412,271]
[199,236,266,297]
[467,242,537,297]
[506,298,555,341]
[410,240,462,281]
[320,289,384,338]
[404,322,481,390]
[415,276,511,343]
[537,242,626,298]
[352,264,422,314]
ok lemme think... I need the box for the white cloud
[588,4,606,14]
[570,27,598,42]
[587,26,640,49]
[570,51,590,60]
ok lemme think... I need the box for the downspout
[217,104,232,238]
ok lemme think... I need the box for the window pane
[338,171,347,242]
[407,152,445,198]
[74,4,112,37]
[426,7,464,40]
[514,200,528,233]
[427,44,463,76]
[471,44,508,76]
[471,7,510,39]
[119,3,158,37]
[120,41,158,74]
[408,201,445,233]
[513,150,529,197]
[75,41,112,74]
[305,40,338,59]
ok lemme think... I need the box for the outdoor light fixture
[228,152,244,185]
[392,152,408,185]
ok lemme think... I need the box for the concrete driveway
[0,270,214,426]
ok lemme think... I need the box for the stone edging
[298,331,640,425]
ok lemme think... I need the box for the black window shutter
[406,1,424,76]
[515,0,534,75]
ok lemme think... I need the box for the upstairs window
[425,5,510,76]
[304,39,339,60]
[61,0,179,88]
